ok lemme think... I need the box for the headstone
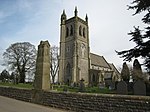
[115,81,118,90]
[71,82,77,88]
[99,82,105,89]
[117,81,128,95]
[109,81,115,90]
[63,86,68,92]
[34,41,51,90]
[133,80,146,96]
[79,78,85,92]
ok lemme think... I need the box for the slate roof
[90,53,111,68]
[109,63,120,75]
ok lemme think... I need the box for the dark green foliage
[133,59,143,80]
[121,62,130,82]
[116,0,150,73]
[0,69,10,82]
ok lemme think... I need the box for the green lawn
[0,82,116,94]
[52,85,116,94]
[0,82,33,89]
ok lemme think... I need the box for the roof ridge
[109,63,120,74]
[101,56,111,69]
[90,52,102,57]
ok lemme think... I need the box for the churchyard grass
[0,82,33,89]
[53,85,116,94]
[86,86,116,94]
[0,82,116,94]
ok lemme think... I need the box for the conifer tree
[121,62,130,82]
[132,59,143,80]
[116,0,150,73]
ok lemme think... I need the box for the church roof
[109,63,120,75]
[90,53,111,68]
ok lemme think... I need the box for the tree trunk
[19,72,25,83]
[52,75,55,84]
[19,67,26,83]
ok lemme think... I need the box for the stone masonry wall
[0,87,150,112]
[0,87,32,102]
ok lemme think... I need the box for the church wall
[59,9,90,85]
[58,16,66,84]
[75,21,89,84]
[58,9,120,86]
[89,69,100,86]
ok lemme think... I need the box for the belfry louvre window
[66,27,69,37]
[70,25,73,36]
[79,26,82,36]
[83,28,86,37]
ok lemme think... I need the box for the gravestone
[109,81,115,90]
[128,82,133,92]
[133,80,146,96]
[34,41,51,90]
[79,78,85,92]
[117,81,128,95]
[99,82,105,89]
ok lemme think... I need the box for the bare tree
[50,45,59,84]
[3,42,36,83]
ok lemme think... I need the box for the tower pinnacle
[61,9,67,24]
[74,6,78,17]
[85,14,88,22]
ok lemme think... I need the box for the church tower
[58,7,90,85]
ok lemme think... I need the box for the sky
[0,0,145,72]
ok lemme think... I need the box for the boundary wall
[0,87,150,112]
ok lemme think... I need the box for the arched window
[66,63,71,76]
[92,74,96,82]
[66,63,71,83]
[70,25,73,36]
[79,26,82,36]
[83,28,85,38]
[66,27,69,37]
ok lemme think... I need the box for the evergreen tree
[116,0,150,73]
[0,69,10,82]
[133,59,143,80]
[121,62,130,82]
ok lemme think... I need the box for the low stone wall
[38,91,150,112]
[0,87,32,102]
[0,87,150,112]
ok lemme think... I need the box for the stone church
[58,8,120,86]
